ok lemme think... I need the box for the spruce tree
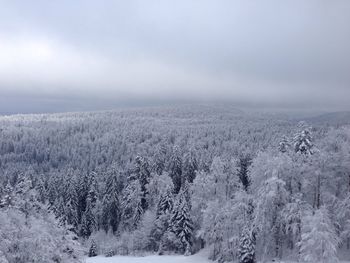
[101,173,120,233]
[293,122,313,155]
[35,178,46,203]
[55,196,67,226]
[77,172,89,223]
[153,144,167,176]
[278,135,290,153]
[80,196,96,238]
[152,187,174,251]
[121,180,143,231]
[88,239,98,257]
[0,181,13,208]
[170,182,193,254]
[88,171,98,205]
[65,176,79,230]
[169,146,183,194]
[156,187,174,216]
[182,150,198,183]
[238,154,252,191]
[46,178,58,211]
[134,155,151,211]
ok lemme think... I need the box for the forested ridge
[0,105,349,263]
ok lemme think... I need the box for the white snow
[85,252,350,263]
[85,250,211,263]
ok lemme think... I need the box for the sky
[0,0,350,114]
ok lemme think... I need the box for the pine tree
[182,150,198,183]
[156,187,174,217]
[101,173,120,233]
[80,212,89,238]
[238,227,256,263]
[88,239,98,257]
[153,144,167,176]
[293,122,313,155]
[278,135,290,153]
[65,176,79,230]
[55,196,67,226]
[121,180,143,231]
[88,171,98,206]
[35,178,46,203]
[238,154,252,191]
[169,146,183,194]
[46,177,58,211]
[14,175,37,218]
[77,172,90,223]
[134,155,151,211]
[0,181,13,208]
[80,196,96,238]
[152,187,174,252]
[170,182,193,254]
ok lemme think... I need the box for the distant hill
[305,111,350,126]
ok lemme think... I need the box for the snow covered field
[86,254,350,263]
[85,250,211,263]
[85,249,350,263]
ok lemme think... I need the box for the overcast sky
[0,0,350,113]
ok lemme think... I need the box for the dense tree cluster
[0,106,349,262]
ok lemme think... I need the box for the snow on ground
[85,254,208,263]
[85,249,350,263]
[85,250,211,263]
[86,254,350,263]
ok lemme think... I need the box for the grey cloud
[0,0,350,112]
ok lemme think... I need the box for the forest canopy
[0,105,349,263]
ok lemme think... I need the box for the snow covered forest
[0,105,350,263]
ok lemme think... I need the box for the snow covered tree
[77,172,90,223]
[101,173,120,233]
[169,182,193,255]
[282,194,304,251]
[88,239,98,257]
[238,154,252,191]
[293,122,313,155]
[168,145,183,194]
[278,135,290,153]
[153,144,167,175]
[121,180,143,231]
[64,176,79,230]
[156,187,174,216]
[35,178,46,203]
[80,196,96,238]
[146,171,173,208]
[182,150,198,183]
[254,173,288,259]
[46,176,58,210]
[87,172,98,206]
[55,196,67,226]
[133,156,151,211]
[238,226,256,263]
[0,182,13,208]
[299,206,340,263]
[0,181,83,263]
[151,187,174,252]
[131,210,158,252]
